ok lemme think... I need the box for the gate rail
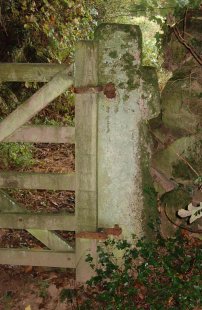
[0,63,77,269]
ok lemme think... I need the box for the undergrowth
[0,142,34,169]
[61,233,202,310]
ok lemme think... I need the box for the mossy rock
[140,124,158,237]
[152,135,202,183]
[161,67,202,134]
[161,188,190,211]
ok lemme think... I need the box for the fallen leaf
[48,284,59,299]
[24,266,33,273]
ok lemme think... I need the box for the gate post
[75,41,98,282]
[96,24,160,239]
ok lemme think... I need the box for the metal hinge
[73,82,116,99]
[76,225,122,240]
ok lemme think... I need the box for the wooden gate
[0,41,98,280]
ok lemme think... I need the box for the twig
[172,25,202,65]
[173,149,199,177]
[149,126,200,177]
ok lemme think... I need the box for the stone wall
[150,11,202,238]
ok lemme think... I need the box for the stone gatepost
[96,24,160,239]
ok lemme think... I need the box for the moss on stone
[139,124,158,238]
[123,94,130,101]
[161,188,190,210]
[172,156,202,181]
[173,161,196,180]
[122,52,134,65]
[140,67,160,119]
[95,23,141,45]
[109,51,118,59]
[121,53,140,91]
[161,80,200,134]
[118,82,125,89]
[141,67,159,86]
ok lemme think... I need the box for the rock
[161,67,202,135]
[152,134,201,183]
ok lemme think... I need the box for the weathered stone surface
[96,24,160,238]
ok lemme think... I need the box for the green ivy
[80,235,202,309]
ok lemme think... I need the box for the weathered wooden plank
[4,125,75,144]
[0,213,76,230]
[0,63,72,82]
[0,172,75,190]
[75,41,98,231]
[0,190,73,251]
[75,41,98,282]
[27,229,74,252]
[0,67,73,142]
[0,248,75,268]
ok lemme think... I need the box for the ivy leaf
[178,202,202,223]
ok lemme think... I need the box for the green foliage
[60,288,77,302]
[131,0,201,19]
[90,0,201,32]
[0,142,34,168]
[83,235,202,309]
[1,0,95,63]
[130,0,201,53]
[33,91,75,126]
[37,280,49,298]
[89,0,201,72]
[0,1,93,169]
[195,176,202,186]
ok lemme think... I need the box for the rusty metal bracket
[76,225,122,240]
[73,82,116,99]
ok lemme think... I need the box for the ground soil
[0,142,77,309]
[0,265,77,310]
